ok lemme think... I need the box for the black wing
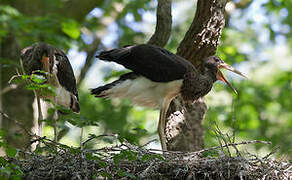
[54,49,79,99]
[97,44,194,82]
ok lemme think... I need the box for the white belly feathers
[105,77,183,108]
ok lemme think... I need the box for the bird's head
[201,56,247,94]
[33,43,52,72]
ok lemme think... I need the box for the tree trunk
[166,0,227,151]
[0,34,35,148]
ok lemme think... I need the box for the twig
[8,74,22,84]
[0,84,18,95]
[148,140,272,156]
[226,133,241,157]
[80,127,83,149]
[28,136,46,149]
[0,110,37,138]
[53,110,58,143]
[231,97,237,143]
[263,146,280,160]
[214,124,231,157]
[77,37,101,86]
[139,139,158,148]
[82,134,118,146]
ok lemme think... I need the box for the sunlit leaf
[6,147,17,158]
[61,20,80,39]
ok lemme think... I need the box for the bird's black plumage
[97,44,194,82]
[93,44,246,151]
[54,51,79,99]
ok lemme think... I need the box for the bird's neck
[199,66,217,83]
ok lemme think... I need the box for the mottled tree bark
[166,0,227,151]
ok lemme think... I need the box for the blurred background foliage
[0,0,292,159]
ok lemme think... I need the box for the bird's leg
[34,91,43,136]
[36,96,43,137]
[80,127,84,150]
[158,99,171,151]
[53,110,58,142]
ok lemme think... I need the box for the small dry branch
[8,137,292,180]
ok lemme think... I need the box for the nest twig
[7,136,292,180]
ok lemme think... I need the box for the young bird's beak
[216,62,247,94]
[41,55,50,72]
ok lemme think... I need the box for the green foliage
[77,88,152,145]
[61,19,81,39]
[113,150,138,164]
[0,133,23,179]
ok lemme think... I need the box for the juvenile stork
[91,44,246,150]
[21,43,79,138]
[21,42,80,113]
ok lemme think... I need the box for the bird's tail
[90,84,113,98]
[70,94,80,113]
[91,72,138,99]
[96,46,132,61]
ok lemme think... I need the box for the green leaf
[141,154,152,162]
[113,153,122,164]
[116,169,126,177]
[5,147,17,158]
[99,171,112,178]
[0,156,8,166]
[0,5,20,16]
[31,74,47,84]
[98,160,107,168]
[124,172,137,179]
[12,175,22,180]
[61,20,80,39]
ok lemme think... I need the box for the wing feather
[97,44,193,82]
[54,49,78,99]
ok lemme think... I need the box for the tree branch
[166,0,227,151]
[147,0,172,47]
[77,38,101,87]
[177,0,226,66]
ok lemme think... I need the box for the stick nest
[6,138,292,180]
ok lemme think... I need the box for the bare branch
[77,38,101,87]
[0,110,36,138]
[0,84,17,95]
[147,0,172,47]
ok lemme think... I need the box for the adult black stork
[21,43,79,139]
[91,44,246,150]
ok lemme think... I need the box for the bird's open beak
[217,62,247,94]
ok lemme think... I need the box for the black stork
[91,44,246,150]
[21,43,79,138]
